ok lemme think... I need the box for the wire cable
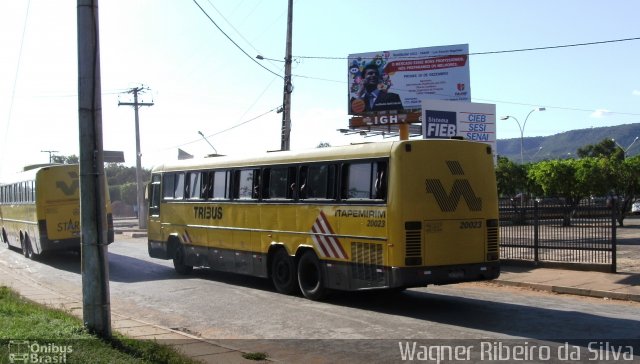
[192,0,282,78]
[290,36,640,60]
[166,105,281,151]
[2,0,31,177]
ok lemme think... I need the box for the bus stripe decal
[315,216,340,258]
[182,229,192,244]
[318,211,348,259]
[310,212,348,260]
[311,224,331,257]
[313,223,337,258]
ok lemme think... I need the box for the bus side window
[200,171,212,199]
[265,167,296,200]
[174,173,185,200]
[252,169,261,199]
[373,161,388,200]
[162,173,175,199]
[303,164,336,200]
[149,174,161,216]
[187,172,201,200]
[236,169,259,200]
[341,163,372,200]
[212,170,228,199]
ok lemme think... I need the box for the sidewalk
[0,263,261,363]
[494,265,640,302]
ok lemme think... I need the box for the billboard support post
[399,124,409,140]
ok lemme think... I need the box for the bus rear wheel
[297,250,327,301]
[21,234,36,260]
[271,248,298,294]
[1,230,8,249]
[173,246,193,275]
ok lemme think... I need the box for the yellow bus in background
[0,164,114,259]
[147,139,499,300]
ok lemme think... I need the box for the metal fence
[499,197,617,272]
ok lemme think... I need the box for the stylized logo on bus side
[56,171,79,196]
[425,161,482,212]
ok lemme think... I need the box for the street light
[198,131,218,154]
[500,107,546,164]
[612,136,639,158]
[530,146,544,162]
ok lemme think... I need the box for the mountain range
[496,123,640,162]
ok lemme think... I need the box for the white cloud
[590,109,610,118]
[633,90,640,96]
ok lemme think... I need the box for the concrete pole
[280,0,293,151]
[77,0,111,338]
[118,87,152,229]
[132,89,148,229]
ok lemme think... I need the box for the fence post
[611,198,617,273]
[533,199,539,263]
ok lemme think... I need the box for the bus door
[147,175,162,244]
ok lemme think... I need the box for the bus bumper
[323,261,500,291]
[388,261,501,288]
[39,237,81,252]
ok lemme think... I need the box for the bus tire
[297,250,328,301]
[1,230,8,248]
[270,248,298,294]
[173,246,193,275]
[22,234,36,260]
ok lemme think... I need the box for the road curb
[493,279,640,303]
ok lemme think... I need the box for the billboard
[348,44,470,116]
[422,99,496,158]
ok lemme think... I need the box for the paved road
[1,236,639,362]
[615,216,640,273]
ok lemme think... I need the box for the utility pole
[280,0,293,151]
[41,150,59,163]
[77,0,111,338]
[118,86,153,229]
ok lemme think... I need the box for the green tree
[528,159,585,226]
[119,183,138,205]
[607,156,640,226]
[577,138,623,161]
[105,163,150,186]
[51,154,79,164]
[495,156,526,198]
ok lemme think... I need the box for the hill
[496,123,640,162]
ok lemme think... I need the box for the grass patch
[0,286,199,363]
[242,352,268,361]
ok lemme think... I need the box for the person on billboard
[350,63,403,113]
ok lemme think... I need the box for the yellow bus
[147,139,499,299]
[0,164,114,259]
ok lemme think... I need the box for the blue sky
[1,0,639,179]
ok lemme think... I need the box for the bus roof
[0,164,78,186]
[152,141,401,173]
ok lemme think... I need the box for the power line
[168,105,281,151]
[289,36,640,60]
[204,0,263,58]
[192,0,282,78]
[2,0,31,177]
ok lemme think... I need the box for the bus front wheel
[297,250,327,301]
[173,246,193,275]
[271,248,298,294]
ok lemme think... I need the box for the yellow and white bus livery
[147,139,499,300]
[0,164,114,258]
